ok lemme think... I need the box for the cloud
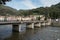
[21,0,37,9]
[39,0,60,7]
[6,0,37,10]
[6,0,22,10]
[6,0,60,10]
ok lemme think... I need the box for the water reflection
[0,25,60,40]
[5,28,40,40]
[0,25,12,40]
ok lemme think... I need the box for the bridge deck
[0,21,44,25]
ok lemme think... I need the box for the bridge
[0,20,51,32]
[0,21,43,24]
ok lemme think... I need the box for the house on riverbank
[0,15,46,21]
[29,15,45,21]
[0,16,5,21]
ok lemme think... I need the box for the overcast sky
[6,0,60,10]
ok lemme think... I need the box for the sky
[6,0,60,10]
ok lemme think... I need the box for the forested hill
[18,2,60,19]
[0,2,60,19]
[0,5,18,16]
[32,3,60,19]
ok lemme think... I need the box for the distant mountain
[0,5,18,16]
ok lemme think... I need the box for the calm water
[0,25,60,40]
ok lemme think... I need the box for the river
[0,25,60,40]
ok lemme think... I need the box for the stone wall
[51,19,60,27]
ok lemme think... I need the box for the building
[0,16,5,21]
[0,15,46,21]
[29,15,45,21]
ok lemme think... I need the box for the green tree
[0,0,11,4]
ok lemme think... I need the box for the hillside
[0,5,18,16]
[0,2,60,19]
[18,2,60,19]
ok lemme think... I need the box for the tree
[0,0,11,4]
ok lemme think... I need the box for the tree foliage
[0,5,18,16]
[18,2,60,19]
[0,2,60,19]
[0,0,11,4]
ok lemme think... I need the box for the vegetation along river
[0,24,60,40]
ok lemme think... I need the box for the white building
[22,17,32,21]
[0,16,5,21]
[0,15,46,21]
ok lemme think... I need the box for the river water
[0,25,60,40]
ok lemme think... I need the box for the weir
[0,20,51,32]
[26,23,34,29]
[12,23,26,32]
[34,22,41,28]
[12,24,19,32]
